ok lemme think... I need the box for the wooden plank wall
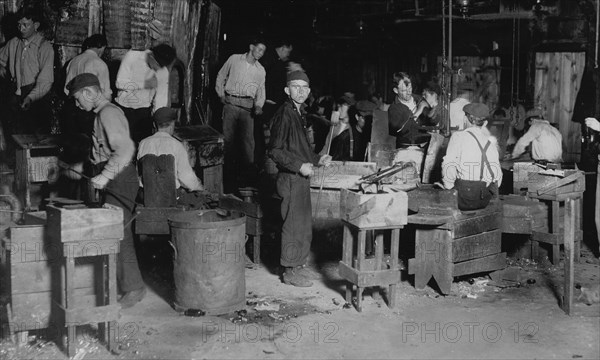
[103,0,132,49]
[441,56,502,111]
[197,1,221,126]
[171,0,203,125]
[534,52,585,162]
[130,0,152,50]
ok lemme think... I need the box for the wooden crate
[1,218,95,330]
[46,205,123,243]
[340,188,408,228]
[526,170,585,197]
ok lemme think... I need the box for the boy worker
[66,73,145,308]
[268,70,331,287]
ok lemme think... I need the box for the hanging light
[456,0,470,18]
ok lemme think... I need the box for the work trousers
[94,161,143,293]
[222,103,255,193]
[117,104,152,145]
[276,172,312,267]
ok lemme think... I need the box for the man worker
[268,70,331,287]
[509,108,563,163]
[115,43,177,144]
[388,72,428,147]
[0,7,54,134]
[441,103,502,210]
[62,34,111,135]
[137,107,204,192]
[66,73,145,308]
[448,84,472,132]
[215,37,267,193]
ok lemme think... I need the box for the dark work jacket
[330,125,368,162]
[388,95,420,147]
[269,99,321,173]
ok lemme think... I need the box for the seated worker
[329,102,371,162]
[329,95,354,161]
[137,107,204,192]
[388,72,428,147]
[442,103,503,211]
[417,82,443,128]
[508,108,562,163]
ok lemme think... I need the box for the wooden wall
[534,52,585,163]
[0,0,220,126]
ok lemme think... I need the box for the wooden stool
[408,201,506,295]
[529,191,583,265]
[47,204,123,357]
[338,221,402,312]
[338,189,408,312]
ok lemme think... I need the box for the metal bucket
[169,210,246,315]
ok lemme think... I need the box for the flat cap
[463,103,490,118]
[355,100,377,115]
[153,107,178,125]
[525,108,543,119]
[287,70,310,85]
[66,73,100,97]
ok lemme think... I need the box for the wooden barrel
[169,210,246,315]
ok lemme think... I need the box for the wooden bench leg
[253,235,260,264]
[551,200,560,265]
[65,256,77,357]
[562,198,576,315]
[356,287,364,312]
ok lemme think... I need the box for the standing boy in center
[268,70,331,287]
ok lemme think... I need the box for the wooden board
[406,187,458,214]
[453,252,506,277]
[202,164,223,194]
[310,189,340,218]
[448,212,501,239]
[310,161,376,190]
[9,288,95,329]
[452,230,501,263]
[534,52,585,163]
[526,170,585,196]
[10,260,95,295]
[140,154,177,207]
[338,261,401,288]
[340,188,408,228]
[421,132,445,184]
[46,205,124,243]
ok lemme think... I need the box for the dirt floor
[1,216,599,360]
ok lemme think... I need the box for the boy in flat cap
[137,107,204,192]
[66,73,145,308]
[441,103,502,210]
[268,70,331,287]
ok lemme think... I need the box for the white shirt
[442,126,503,189]
[449,97,470,131]
[152,67,170,113]
[115,50,156,109]
[137,131,203,191]
[215,53,266,108]
[64,49,112,100]
[511,119,562,162]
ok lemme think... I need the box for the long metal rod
[314,125,335,217]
